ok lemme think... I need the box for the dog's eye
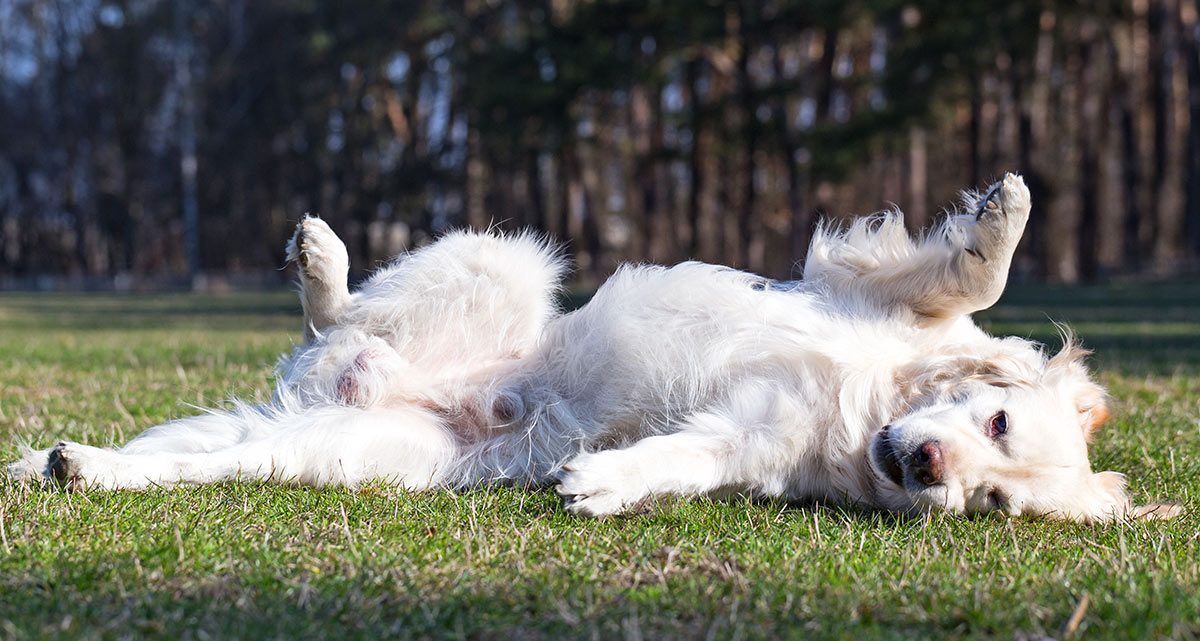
[988,410,1008,437]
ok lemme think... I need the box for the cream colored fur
[6,174,1179,522]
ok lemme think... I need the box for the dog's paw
[971,173,1031,259]
[286,215,349,286]
[555,452,647,517]
[46,442,134,490]
[997,172,1031,220]
[47,441,84,489]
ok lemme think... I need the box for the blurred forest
[1,0,1199,288]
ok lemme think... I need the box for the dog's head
[869,340,1180,522]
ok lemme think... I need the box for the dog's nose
[911,440,944,486]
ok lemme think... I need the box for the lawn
[0,283,1198,640]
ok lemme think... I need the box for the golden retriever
[8,173,1179,522]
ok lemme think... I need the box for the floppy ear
[897,353,1035,404]
[1045,341,1109,442]
[1082,403,1111,441]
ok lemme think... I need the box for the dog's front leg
[556,405,794,517]
[286,215,353,342]
[556,432,730,516]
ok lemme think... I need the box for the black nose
[910,440,944,486]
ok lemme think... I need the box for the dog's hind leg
[287,215,353,342]
[933,172,1034,315]
[6,447,53,481]
[117,406,275,455]
[806,173,1031,321]
[6,408,271,482]
[45,406,457,490]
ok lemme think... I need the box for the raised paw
[970,172,1031,261]
[975,173,1031,220]
[287,215,352,338]
[555,452,647,517]
[286,215,350,285]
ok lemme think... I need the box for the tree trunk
[175,0,201,283]
[563,144,590,268]
[816,27,838,121]
[524,148,546,234]
[629,75,667,262]
[908,126,928,231]
[1116,42,1145,273]
[1183,0,1200,263]
[1146,0,1170,265]
[772,44,810,274]
[968,72,983,188]
[685,57,704,258]
[1076,23,1101,282]
[735,2,761,272]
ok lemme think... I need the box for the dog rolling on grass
[6,173,1181,522]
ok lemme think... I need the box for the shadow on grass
[0,291,301,331]
[0,572,962,641]
[996,279,1200,310]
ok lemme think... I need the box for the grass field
[1,283,1198,640]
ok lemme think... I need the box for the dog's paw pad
[287,215,348,283]
[47,442,82,488]
[967,172,1032,261]
[975,183,1002,219]
[975,173,1030,222]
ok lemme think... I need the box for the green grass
[1,284,1198,640]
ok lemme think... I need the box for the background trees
[1,0,1197,286]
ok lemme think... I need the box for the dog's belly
[512,263,841,444]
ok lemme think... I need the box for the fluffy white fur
[6,174,1179,522]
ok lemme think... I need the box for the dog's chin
[871,428,905,488]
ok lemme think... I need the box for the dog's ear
[1082,403,1111,441]
[1046,341,1109,442]
[897,353,1034,404]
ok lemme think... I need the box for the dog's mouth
[872,427,905,487]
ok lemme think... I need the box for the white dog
[7,173,1178,522]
